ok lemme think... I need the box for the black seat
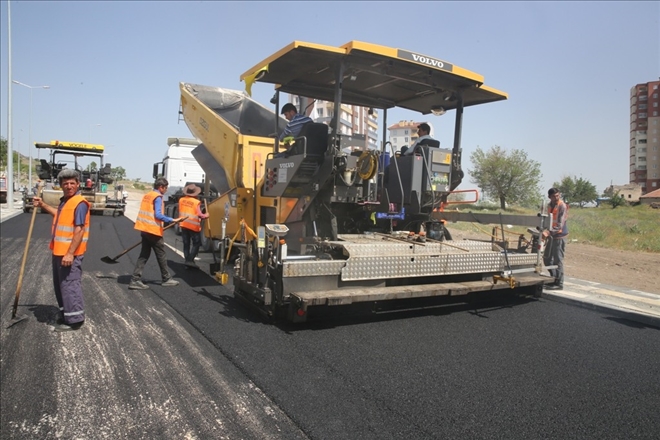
[289,122,329,158]
[37,159,51,180]
[417,138,440,148]
[99,163,114,184]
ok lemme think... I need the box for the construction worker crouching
[178,183,209,269]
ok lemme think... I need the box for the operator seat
[409,138,440,155]
[288,122,329,160]
[418,138,440,148]
[99,163,113,184]
[37,159,51,180]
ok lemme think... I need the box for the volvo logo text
[397,49,453,72]
[411,54,444,68]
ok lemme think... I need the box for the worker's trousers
[181,227,201,263]
[544,235,566,287]
[131,232,171,282]
[52,255,86,325]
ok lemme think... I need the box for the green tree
[469,146,543,210]
[0,136,7,171]
[554,176,576,203]
[111,166,126,181]
[609,191,626,209]
[87,161,98,172]
[553,175,598,207]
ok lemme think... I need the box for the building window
[639,113,647,118]
[317,108,324,117]
[404,137,408,142]
[639,104,648,110]
[655,102,659,107]
[653,182,658,187]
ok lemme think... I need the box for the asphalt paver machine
[180,41,551,322]
[24,140,125,216]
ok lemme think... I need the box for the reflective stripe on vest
[134,191,164,236]
[50,195,91,256]
[178,196,202,232]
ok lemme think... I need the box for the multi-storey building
[289,96,379,150]
[630,80,660,194]
[387,120,435,154]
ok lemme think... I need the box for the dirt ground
[450,229,660,294]
[124,189,659,294]
[560,242,659,294]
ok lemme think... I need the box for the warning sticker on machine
[278,162,294,182]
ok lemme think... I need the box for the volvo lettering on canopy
[398,49,453,72]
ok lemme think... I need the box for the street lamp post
[16,129,23,189]
[12,80,50,190]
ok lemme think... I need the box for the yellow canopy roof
[240,40,507,114]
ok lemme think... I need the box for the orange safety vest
[550,200,569,238]
[50,195,91,256]
[178,196,202,232]
[134,191,164,236]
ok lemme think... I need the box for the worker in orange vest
[129,178,185,290]
[542,187,569,290]
[32,169,90,332]
[178,183,209,269]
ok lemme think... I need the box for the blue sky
[1,1,658,194]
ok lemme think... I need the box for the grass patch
[446,204,660,253]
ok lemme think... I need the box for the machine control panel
[265,224,289,237]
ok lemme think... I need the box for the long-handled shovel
[7,186,42,328]
[100,217,186,264]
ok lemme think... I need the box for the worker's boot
[128,280,150,290]
[53,321,84,332]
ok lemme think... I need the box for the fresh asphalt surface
[2,213,659,439]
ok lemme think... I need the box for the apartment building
[387,120,435,154]
[289,96,380,150]
[630,79,660,194]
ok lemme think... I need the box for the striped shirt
[279,114,313,141]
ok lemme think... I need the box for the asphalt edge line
[541,291,660,329]
[0,209,23,223]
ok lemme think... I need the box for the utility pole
[6,0,14,208]
[12,81,50,190]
